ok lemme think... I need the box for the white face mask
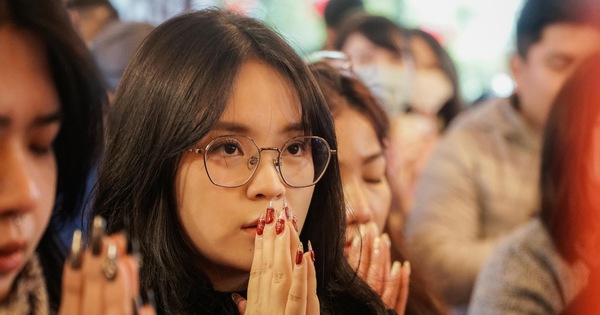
[409,69,453,115]
[354,64,413,117]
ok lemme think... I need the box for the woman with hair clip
[469,53,600,314]
[0,0,151,314]
[309,60,448,315]
[92,8,393,315]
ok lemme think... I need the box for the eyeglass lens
[204,136,331,187]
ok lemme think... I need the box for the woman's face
[0,26,60,301]
[176,60,314,292]
[334,105,391,248]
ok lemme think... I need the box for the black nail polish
[69,229,84,269]
[91,216,106,256]
[102,241,118,281]
[142,289,156,308]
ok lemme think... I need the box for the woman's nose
[344,175,373,226]
[0,147,40,216]
[245,152,285,201]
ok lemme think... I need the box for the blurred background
[111,0,524,104]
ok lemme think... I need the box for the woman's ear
[510,53,525,94]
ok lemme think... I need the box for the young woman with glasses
[92,8,392,315]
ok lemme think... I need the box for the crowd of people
[1,0,600,314]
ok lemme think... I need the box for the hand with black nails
[232,201,319,315]
[58,216,156,315]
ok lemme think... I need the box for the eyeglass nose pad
[248,156,259,170]
[273,157,281,168]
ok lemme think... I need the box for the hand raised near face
[59,216,156,315]
[346,222,411,314]
[233,201,319,315]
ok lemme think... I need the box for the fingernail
[134,295,144,311]
[391,261,401,277]
[266,200,275,224]
[275,211,285,235]
[358,224,365,237]
[296,243,304,265]
[91,216,106,256]
[257,213,266,236]
[142,289,156,308]
[231,292,243,305]
[381,233,391,248]
[308,240,315,262]
[102,241,118,281]
[404,261,411,275]
[69,229,83,269]
[292,215,299,232]
[283,198,291,220]
[373,236,380,255]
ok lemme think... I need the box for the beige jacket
[404,97,541,312]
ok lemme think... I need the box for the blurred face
[334,105,391,248]
[0,26,60,301]
[512,23,600,131]
[176,60,314,292]
[341,33,404,68]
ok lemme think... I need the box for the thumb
[232,293,247,314]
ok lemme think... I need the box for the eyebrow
[213,121,304,134]
[363,151,385,165]
[0,111,61,130]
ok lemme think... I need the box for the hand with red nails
[346,222,411,314]
[232,203,319,315]
[59,223,156,315]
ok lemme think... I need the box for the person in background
[404,0,600,313]
[334,13,413,119]
[92,9,393,314]
[309,60,448,315]
[0,0,151,313]
[469,53,600,315]
[322,0,365,51]
[387,28,464,222]
[64,0,153,100]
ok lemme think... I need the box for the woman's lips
[0,242,26,275]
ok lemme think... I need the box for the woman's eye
[364,177,383,184]
[30,144,52,156]
[285,140,309,156]
[287,144,301,155]
[223,143,238,154]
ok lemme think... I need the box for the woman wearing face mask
[334,14,414,119]
[92,9,393,315]
[0,0,151,314]
[309,61,448,315]
[387,28,464,217]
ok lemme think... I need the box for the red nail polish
[266,201,275,224]
[296,243,304,265]
[275,211,285,235]
[308,240,315,262]
[257,213,266,236]
[292,215,299,232]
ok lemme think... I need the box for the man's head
[511,0,600,131]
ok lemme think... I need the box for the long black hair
[93,9,387,315]
[1,0,105,310]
